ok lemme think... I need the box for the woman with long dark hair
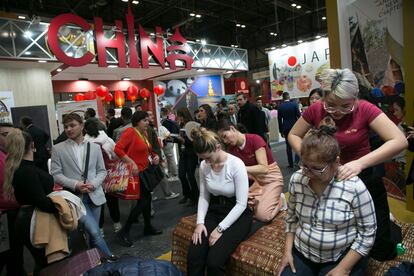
[115,111,162,247]
[198,104,217,131]
[176,107,199,206]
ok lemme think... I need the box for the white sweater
[196,154,249,230]
[85,131,116,160]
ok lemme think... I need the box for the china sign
[47,7,194,69]
[268,37,330,99]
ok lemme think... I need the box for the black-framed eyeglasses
[323,101,355,114]
[299,160,329,175]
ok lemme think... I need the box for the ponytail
[3,129,32,199]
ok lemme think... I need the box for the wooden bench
[171,212,414,275]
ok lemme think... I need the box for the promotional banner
[268,37,330,99]
[0,91,15,123]
[348,0,406,201]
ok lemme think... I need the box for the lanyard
[134,128,151,154]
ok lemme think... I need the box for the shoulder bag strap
[82,142,91,183]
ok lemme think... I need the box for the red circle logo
[287,56,297,67]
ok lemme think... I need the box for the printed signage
[47,6,194,69]
[268,37,330,99]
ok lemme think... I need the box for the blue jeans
[79,195,113,257]
[281,247,368,276]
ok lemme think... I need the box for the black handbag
[139,165,164,192]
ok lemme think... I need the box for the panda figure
[166,79,187,97]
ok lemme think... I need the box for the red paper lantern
[74,93,85,102]
[127,85,139,102]
[114,90,125,107]
[140,88,150,99]
[96,85,109,99]
[153,84,165,96]
[84,91,96,100]
[104,92,113,103]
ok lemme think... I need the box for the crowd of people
[0,67,411,276]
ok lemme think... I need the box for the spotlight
[18,15,26,19]
[201,39,207,45]
[38,60,47,63]
[298,40,303,43]
[241,24,246,28]
[315,35,321,39]
[322,16,326,20]
[108,64,118,68]
[132,0,139,4]
[282,44,287,47]
[122,77,131,81]
[291,3,297,7]
[296,5,301,9]
[256,80,260,84]
[190,13,196,17]
[195,14,202,18]
[271,46,276,50]
[24,51,31,55]
[270,32,274,35]
[197,69,205,72]
[236,23,241,27]
[56,68,62,72]
[24,31,32,38]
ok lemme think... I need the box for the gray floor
[18,141,296,274]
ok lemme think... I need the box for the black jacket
[237,102,266,140]
[26,125,50,172]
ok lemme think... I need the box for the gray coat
[50,140,107,206]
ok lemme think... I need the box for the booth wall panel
[0,68,57,138]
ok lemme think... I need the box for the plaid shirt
[286,170,376,263]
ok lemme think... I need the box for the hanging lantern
[104,92,113,104]
[126,85,139,103]
[96,85,109,99]
[74,93,85,102]
[84,91,97,100]
[153,84,165,96]
[140,88,150,100]
[114,90,125,107]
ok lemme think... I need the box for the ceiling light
[38,60,47,63]
[18,15,26,20]
[291,3,297,7]
[282,44,287,47]
[271,46,276,50]
[24,51,31,55]
[315,35,321,39]
[236,23,241,27]
[256,80,260,84]
[195,14,202,18]
[24,31,32,38]
[234,45,239,48]
[201,39,207,45]
[296,5,301,9]
[189,13,196,17]
[230,44,234,47]
[270,32,274,35]
[273,33,278,36]
[132,0,139,4]
[197,69,205,72]
[56,68,62,72]
[122,77,131,81]
[108,64,118,68]
[121,0,128,2]
[298,40,303,43]
[322,16,326,20]
[225,70,235,74]
[241,24,246,28]
[196,39,200,42]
